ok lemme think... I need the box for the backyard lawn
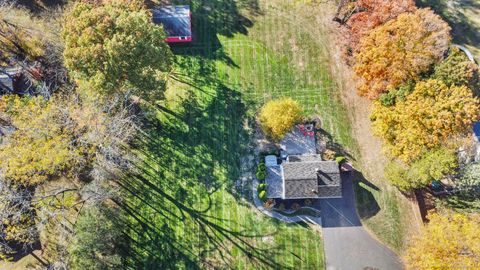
[118,0,354,268]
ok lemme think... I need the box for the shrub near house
[259,98,302,141]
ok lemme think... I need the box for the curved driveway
[314,174,403,270]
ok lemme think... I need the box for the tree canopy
[405,212,480,269]
[69,205,125,270]
[259,98,302,141]
[385,147,458,191]
[62,0,173,100]
[347,0,416,46]
[371,79,479,162]
[354,9,451,99]
[0,95,88,186]
[434,47,479,90]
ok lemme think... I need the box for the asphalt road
[315,174,404,270]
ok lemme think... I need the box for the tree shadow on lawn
[317,128,356,161]
[117,78,300,268]
[116,168,293,269]
[166,0,259,65]
[352,171,381,220]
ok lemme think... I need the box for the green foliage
[384,161,411,191]
[457,163,480,196]
[433,47,479,89]
[378,81,415,106]
[385,147,459,191]
[335,156,347,165]
[256,170,266,181]
[258,190,267,201]
[259,98,302,141]
[257,183,267,192]
[258,163,266,171]
[0,6,47,64]
[69,205,125,270]
[409,147,458,184]
[62,0,173,101]
[256,162,267,180]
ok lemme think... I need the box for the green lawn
[120,0,358,268]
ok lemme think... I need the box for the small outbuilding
[152,5,192,43]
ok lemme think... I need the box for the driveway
[314,173,403,270]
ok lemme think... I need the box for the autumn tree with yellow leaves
[0,95,89,186]
[259,98,302,141]
[405,212,480,269]
[371,79,480,163]
[354,8,451,99]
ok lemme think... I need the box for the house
[265,155,342,199]
[152,5,192,43]
[263,124,342,200]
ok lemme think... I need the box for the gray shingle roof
[282,160,341,199]
[288,154,322,162]
[284,179,319,199]
[283,161,340,181]
[266,166,283,198]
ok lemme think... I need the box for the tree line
[0,0,173,268]
[335,1,480,268]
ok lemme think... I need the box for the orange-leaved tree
[354,8,451,99]
[347,0,416,46]
[370,79,479,163]
[405,212,480,269]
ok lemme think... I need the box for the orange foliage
[354,9,451,99]
[348,0,416,46]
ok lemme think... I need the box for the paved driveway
[315,173,403,270]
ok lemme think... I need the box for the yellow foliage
[405,212,480,269]
[354,9,451,99]
[0,96,87,186]
[259,98,302,141]
[0,6,48,64]
[371,79,480,163]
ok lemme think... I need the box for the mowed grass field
[121,0,357,269]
